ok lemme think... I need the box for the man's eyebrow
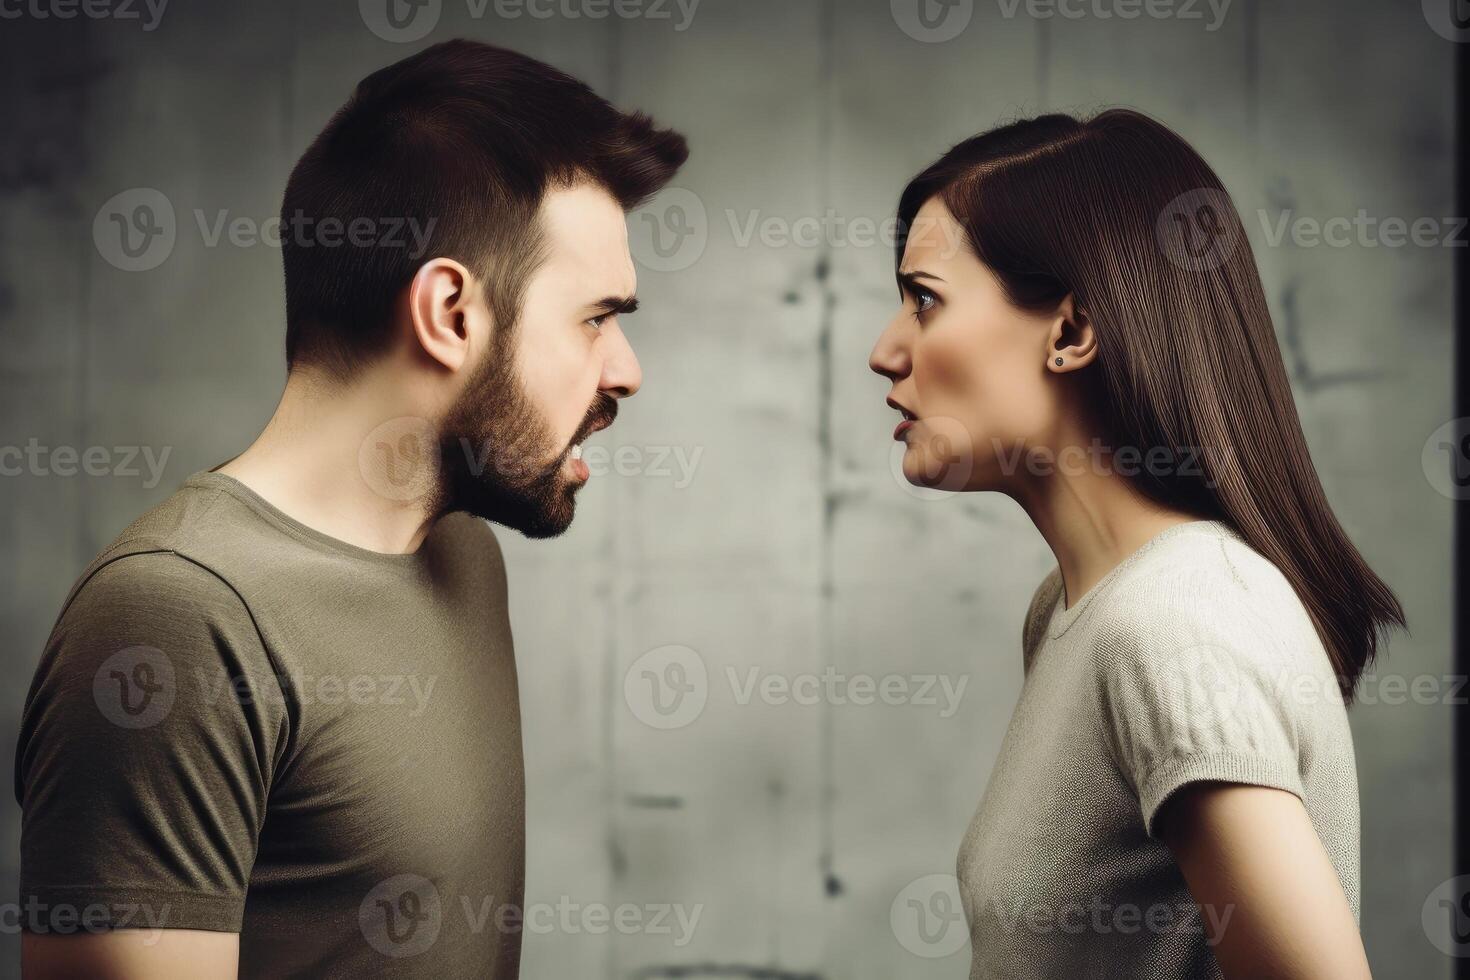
[588,295,639,316]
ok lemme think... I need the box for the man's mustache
[570,393,619,449]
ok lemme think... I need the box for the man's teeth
[570,444,583,461]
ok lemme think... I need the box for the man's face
[439,183,643,537]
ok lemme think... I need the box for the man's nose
[598,321,642,398]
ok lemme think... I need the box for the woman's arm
[1158,782,1370,980]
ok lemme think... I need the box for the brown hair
[896,109,1403,699]
[282,39,688,379]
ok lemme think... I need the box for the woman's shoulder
[1112,520,1308,618]
[1094,521,1333,688]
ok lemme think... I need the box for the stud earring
[1055,357,1064,366]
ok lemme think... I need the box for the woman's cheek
[918,329,992,448]
[913,327,977,412]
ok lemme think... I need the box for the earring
[1055,357,1064,366]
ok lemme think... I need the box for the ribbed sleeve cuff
[1139,751,1307,838]
[15,885,244,934]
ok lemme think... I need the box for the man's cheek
[549,383,594,448]
[511,347,564,425]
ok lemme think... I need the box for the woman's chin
[903,452,974,491]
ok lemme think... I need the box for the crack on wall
[631,965,825,979]
[1278,279,1383,392]
[626,794,685,809]
[1261,181,1383,393]
[813,0,841,928]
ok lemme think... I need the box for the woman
[869,110,1402,979]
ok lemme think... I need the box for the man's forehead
[533,183,635,298]
[540,184,629,257]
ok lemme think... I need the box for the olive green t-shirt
[15,471,525,978]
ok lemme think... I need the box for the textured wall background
[0,0,1457,976]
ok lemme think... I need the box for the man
[15,39,687,978]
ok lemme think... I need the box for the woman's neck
[1012,455,1201,610]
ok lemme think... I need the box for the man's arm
[16,553,287,979]
[24,930,239,980]
[1159,783,1371,980]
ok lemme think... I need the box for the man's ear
[406,258,486,373]
[1044,293,1098,374]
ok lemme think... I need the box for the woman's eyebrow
[897,269,946,283]
[896,269,946,291]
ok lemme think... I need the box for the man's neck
[218,369,441,555]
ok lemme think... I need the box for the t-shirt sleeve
[15,551,290,934]
[1095,590,1307,839]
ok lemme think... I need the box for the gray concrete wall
[0,0,1455,976]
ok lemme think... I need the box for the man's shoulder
[58,548,252,640]
[94,477,231,557]
[58,479,263,630]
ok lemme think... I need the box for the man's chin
[511,500,576,539]
[459,478,580,539]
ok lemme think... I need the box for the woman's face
[869,196,1067,493]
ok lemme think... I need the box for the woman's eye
[911,288,937,318]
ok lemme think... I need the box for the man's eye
[588,313,613,329]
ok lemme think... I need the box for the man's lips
[566,397,619,480]
[569,399,618,450]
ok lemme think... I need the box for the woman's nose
[869,316,912,381]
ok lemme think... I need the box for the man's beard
[433,344,617,538]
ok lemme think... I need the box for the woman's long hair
[896,109,1403,699]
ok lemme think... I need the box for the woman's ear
[407,258,482,373]
[1045,293,1098,373]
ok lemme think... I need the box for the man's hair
[281,39,688,379]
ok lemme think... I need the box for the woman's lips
[887,398,918,442]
